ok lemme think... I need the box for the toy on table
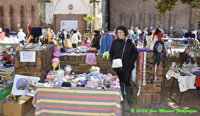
[18,96,30,104]
[65,65,72,75]
[89,66,100,73]
[54,70,65,86]
[52,58,60,73]
[5,94,17,103]
[46,58,61,80]
[103,52,110,59]
[2,51,12,67]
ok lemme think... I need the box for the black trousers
[61,39,65,48]
[72,43,77,48]
[116,70,131,86]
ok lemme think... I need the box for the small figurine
[2,51,12,67]
[89,66,100,73]
[65,65,72,75]
[46,58,61,81]
[52,57,60,73]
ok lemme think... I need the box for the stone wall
[0,0,41,33]
[110,0,199,33]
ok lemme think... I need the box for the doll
[2,51,11,66]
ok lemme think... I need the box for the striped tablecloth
[32,87,123,116]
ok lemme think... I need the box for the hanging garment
[100,34,113,54]
[152,33,162,41]
[131,61,137,82]
[192,71,200,87]
[28,24,33,35]
[86,53,97,65]
[53,47,62,57]
[153,41,167,67]
[110,34,116,40]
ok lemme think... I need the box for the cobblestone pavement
[122,87,200,116]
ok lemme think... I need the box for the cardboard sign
[60,20,78,32]
[11,74,40,96]
[20,51,36,62]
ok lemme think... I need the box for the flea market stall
[1,36,200,116]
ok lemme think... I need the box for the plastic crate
[0,84,12,100]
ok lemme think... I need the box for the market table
[33,87,122,116]
[166,69,196,105]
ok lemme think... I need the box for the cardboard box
[0,84,12,115]
[4,97,33,116]
[0,99,3,114]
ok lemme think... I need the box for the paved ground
[122,87,200,116]
[2,87,199,116]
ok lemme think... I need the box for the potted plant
[83,15,96,33]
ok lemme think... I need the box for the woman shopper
[71,30,80,48]
[110,26,138,104]
[91,30,101,50]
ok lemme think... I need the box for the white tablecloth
[166,69,196,92]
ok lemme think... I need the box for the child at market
[82,37,91,48]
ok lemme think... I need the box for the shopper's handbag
[112,38,127,68]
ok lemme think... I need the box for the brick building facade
[53,14,87,34]
[0,0,41,33]
[45,0,92,34]
[110,0,199,33]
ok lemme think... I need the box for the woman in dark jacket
[91,30,101,50]
[110,26,138,104]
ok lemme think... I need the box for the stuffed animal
[103,52,110,60]
[90,66,100,73]
[54,69,65,85]
[52,57,60,72]
[2,51,11,66]
[46,58,61,81]
[65,65,72,75]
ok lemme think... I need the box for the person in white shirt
[17,29,26,42]
[71,30,81,48]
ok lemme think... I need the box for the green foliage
[143,0,200,14]
[157,21,163,25]
[83,15,96,21]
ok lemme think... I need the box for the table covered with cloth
[166,69,196,92]
[32,87,123,116]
